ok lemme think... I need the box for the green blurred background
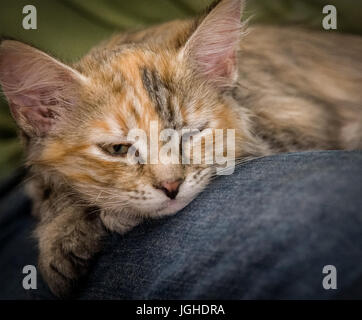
[0,0,361,179]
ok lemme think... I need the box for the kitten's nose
[158,180,182,199]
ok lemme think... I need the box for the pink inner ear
[0,40,84,136]
[11,105,57,136]
[195,36,238,80]
[185,0,244,87]
[4,78,62,136]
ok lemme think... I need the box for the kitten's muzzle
[155,180,183,199]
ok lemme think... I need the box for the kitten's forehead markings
[170,95,184,128]
[141,67,181,129]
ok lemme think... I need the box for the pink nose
[158,180,182,199]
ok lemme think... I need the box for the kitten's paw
[37,210,105,298]
[39,236,91,297]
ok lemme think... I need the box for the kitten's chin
[100,199,191,234]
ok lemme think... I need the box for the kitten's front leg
[36,206,106,298]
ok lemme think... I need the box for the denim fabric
[1,151,362,300]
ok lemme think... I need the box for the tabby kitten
[0,0,361,297]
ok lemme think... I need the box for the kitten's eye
[112,144,130,156]
[102,144,131,157]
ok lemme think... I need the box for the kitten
[0,0,361,297]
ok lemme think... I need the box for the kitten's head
[0,0,247,224]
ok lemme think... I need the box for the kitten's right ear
[0,40,87,137]
[182,0,245,89]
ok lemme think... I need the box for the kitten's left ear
[183,0,245,88]
[0,40,87,137]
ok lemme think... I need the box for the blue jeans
[1,151,362,299]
